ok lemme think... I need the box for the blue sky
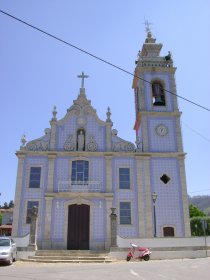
[0,0,210,205]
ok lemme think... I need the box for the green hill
[189,195,210,216]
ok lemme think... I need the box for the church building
[12,28,191,251]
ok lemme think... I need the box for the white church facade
[12,29,191,251]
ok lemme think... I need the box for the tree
[3,202,9,209]
[8,200,14,208]
[0,212,2,225]
[0,200,14,209]
[204,207,210,216]
[189,204,206,218]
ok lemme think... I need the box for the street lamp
[152,192,158,237]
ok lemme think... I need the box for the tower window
[160,174,171,184]
[152,82,165,106]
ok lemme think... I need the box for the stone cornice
[45,192,114,199]
[138,111,182,117]
[137,66,176,74]
[47,153,57,159]
[16,150,186,159]
[132,66,176,89]
[15,152,26,159]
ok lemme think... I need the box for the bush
[190,216,210,236]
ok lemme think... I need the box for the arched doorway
[67,204,90,250]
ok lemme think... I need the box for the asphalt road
[0,258,210,280]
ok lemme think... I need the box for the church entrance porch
[67,204,90,250]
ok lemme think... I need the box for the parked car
[0,236,17,265]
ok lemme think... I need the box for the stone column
[49,120,57,150]
[110,207,117,247]
[170,74,179,111]
[42,197,53,249]
[105,155,112,193]
[178,156,191,237]
[46,154,56,192]
[12,153,25,237]
[135,155,146,237]
[105,107,113,152]
[141,116,149,152]
[175,115,184,152]
[144,157,153,237]
[106,123,112,152]
[28,206,38,250]
[105,196,113,250]
[139,81,145,111]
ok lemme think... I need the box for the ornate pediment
[64,135,76,151]
[25,129,50,151]
[86,135,98,152]
[67,89,96,117]
[26,138,49,151]
[111,130,135,152]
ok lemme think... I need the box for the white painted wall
[108,235,210,260]
[13,234,29,247]
[117,235,210,248]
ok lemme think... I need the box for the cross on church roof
[77,72,89,89]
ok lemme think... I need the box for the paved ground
[0,258,210,280]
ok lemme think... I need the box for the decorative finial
[21,134,27,147]
[52,106,57,121]
[77,72,89,89]
[165,51,172,61]
[106,107,112,122]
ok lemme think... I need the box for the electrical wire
[0,9,210,112]
[182,121,210,143]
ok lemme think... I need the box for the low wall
[109,236,210,260]
[12,234,35,260]
[13,234,29,247]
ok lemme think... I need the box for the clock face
[156,124,168,136]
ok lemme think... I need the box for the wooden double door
[67,204,90,250]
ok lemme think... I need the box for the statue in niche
[77,130,85,151]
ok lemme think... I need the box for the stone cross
[77,72,89,89]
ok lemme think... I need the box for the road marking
[158,274,167,279]
[129,269,145,279]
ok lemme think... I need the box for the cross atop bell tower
[143,19,152,34]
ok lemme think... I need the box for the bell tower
[133,25,182,153]
[133,23,191,237]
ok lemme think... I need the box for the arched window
[163,226,175,237]
[77,129,86,151]
[152,82,165,106]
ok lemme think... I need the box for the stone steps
[21,250,115,263]
[35,250,106,256]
